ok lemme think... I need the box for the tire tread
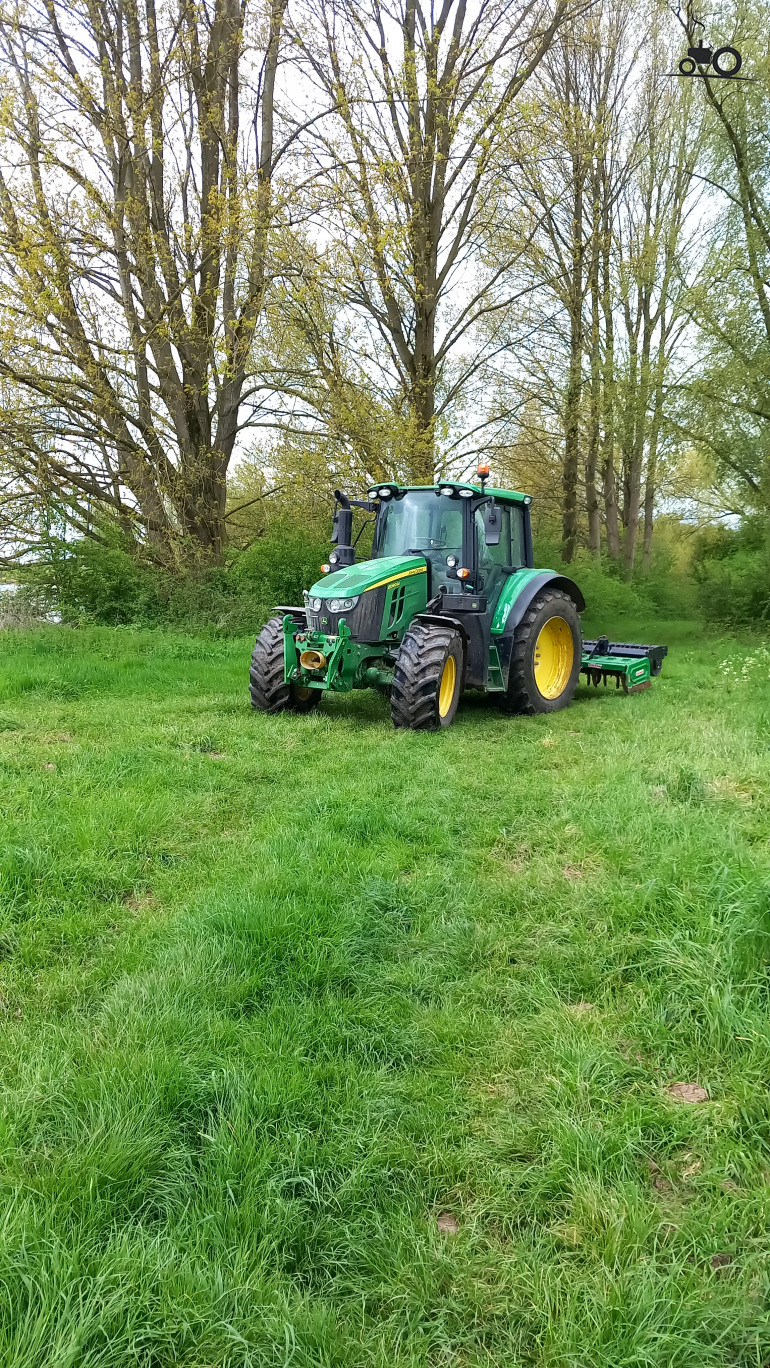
[391,621,462,730]
[250,616,293,712]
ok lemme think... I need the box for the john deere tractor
[250,474,666,730]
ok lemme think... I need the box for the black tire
[249,616,321,714]
[500,589,582,716]
[712,45,741,76]
[678,57,696,75]
[391,621,464,731]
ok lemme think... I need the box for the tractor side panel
[383,570,429,641]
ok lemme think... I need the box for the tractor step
[580,638,667,693]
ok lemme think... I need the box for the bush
[22,521,332,635]
[20,511,703,636]
[691,519,770,626]
[228,520,330,616]
[25,536,166,627]
[568,553,652,620]
[636,537,699,620]
[532,540,654,621]
[0,587,49,630]
[532,530,697,625]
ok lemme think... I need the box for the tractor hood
[307,555,427,599]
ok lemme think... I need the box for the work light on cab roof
[249,480,667,731]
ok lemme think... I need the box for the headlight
[439,485,454,496]
[459,488,473,498]
[329,596,359,613]
[309,596,322,611]
[377,487,392,498]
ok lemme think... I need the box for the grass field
[1,615,770,1366]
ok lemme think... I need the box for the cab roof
[375,483,531,505]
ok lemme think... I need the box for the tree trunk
[642,333,667,573]
[410,302,437,481]
[600,218,620,559]
[585,183,602,557]
[641,449,656,574]
[623,304,651,579]
[619,288,639,566]
[562,317,583,563]
[562,166,584,564]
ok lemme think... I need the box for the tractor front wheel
[250,616,321,714]
[391,621,464,731]
[501,589,581,715]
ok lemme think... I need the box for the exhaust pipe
[330,490,356,567]
[299,648,327,671]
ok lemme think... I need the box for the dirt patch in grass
[666,1082,709,1103]
[123,890,159,914]
[435,1211,460,1235]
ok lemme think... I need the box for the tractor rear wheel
[250,615,321,714]
[391,621,464,731]
[501,589,581,715]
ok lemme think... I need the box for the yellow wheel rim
[438,654,457,718]
[533,616,574,699]
[294,685,313,701]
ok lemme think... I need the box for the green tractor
[250,474,666,730]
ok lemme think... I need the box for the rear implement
[581,638,668,694]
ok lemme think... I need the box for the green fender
[491,570,586,689]
[491,569,586,636]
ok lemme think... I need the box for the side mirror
[484,501,501,546]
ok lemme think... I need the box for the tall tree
[0,0,287,563]
[286,0,583,483]
[671,0,770,516]
[501,0,636,561]
[614,31,700,577]
[498,0,701,567]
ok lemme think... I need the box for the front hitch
[283,616,352,690]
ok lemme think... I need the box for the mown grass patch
[0,619,769,1365]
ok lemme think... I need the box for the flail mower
[250,471,667,730]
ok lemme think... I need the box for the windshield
[373,491,464,589]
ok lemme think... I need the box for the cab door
[451,501,504,689]
[474,502,512,607]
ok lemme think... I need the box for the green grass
[1,616,770,1366]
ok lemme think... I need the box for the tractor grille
[307,586,385,642]
[307,609,342,634]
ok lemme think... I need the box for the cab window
[475,504,509,598]
[374,490,464,593]
[510,506,525,566]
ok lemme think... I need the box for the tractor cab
[369,483,533,608]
